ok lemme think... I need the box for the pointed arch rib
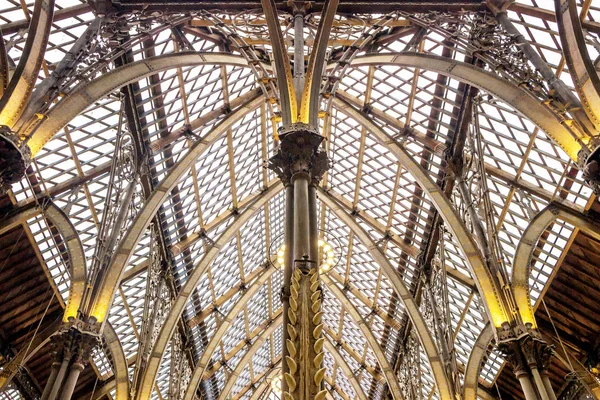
[347,52,587,162]
[183,263,278,400]
[331,96,507,332]
[261,0,296,125]
[134,182,283,400]
[300,0,339,126]
[42,201,87,322]
[0,0,54,128]
[104,322,130,400]
[463,324,494,400]
[0,200,125,397]
[555,0,600,131]
[27,52,252,155]
[321,273,405,400]
[0,200,86,322]
[512,203,600,328]
[323,338,369,400]
[217,314,283,400]
[318,202,454,397]
[88,93,264,324]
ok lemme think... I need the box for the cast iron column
[58,330,98,400]
[268,123,329,400]
[44,325,99,400]
[47,333,72,400]
[40,361,61,400]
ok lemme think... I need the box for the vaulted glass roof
[0,1,598,399]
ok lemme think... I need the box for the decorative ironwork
[397,333,422,400]
[132,224,173,397]
[580,138,600,195]
[169,332,193,400]
[497,325,554,377]
[420,232,461,394]
[284,265,327,400]
[2,2,597,399]
[0,126,30,194]
[267,123,329,184]
[559,373,597,400]
[87,101,142,288]
[399,10,548,97]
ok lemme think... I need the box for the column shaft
[268,125,328,400]
[308,184,318,264]
[516,373,538,400]
[281,183,295,394]
[293,12,305,107]
[531,367,550,400]
[58,362,84,400]
[293,174,310,262]
[541,372,557,400]
[48,357,70,400]
[40,362,61,400]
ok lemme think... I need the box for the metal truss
[322,273,405,399]
[331,95,508,329]
[2,2,600,400]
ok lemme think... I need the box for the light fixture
[275,239,336,273]
[277,245,286,266]
[271,375,282,394]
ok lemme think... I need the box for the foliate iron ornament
[580,138,600,195]
[560,373,597,400]
[284,265,327,400]
[169,332,192,400]
[400,10,547,97]
[50,325,100,367]
[497,338,528,376]
[132,225,173,397]
[0,126,30,194]
[268,123,329,184]
[398,333,422,400]
[497,325,554,376]
[71,330,101,366]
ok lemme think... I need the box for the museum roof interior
[1,1,600,399]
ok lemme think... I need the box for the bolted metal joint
[0,126,31,195]
[485,0,515,15]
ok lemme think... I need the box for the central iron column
[269,124,329,400]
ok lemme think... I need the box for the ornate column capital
[498,339,528,377]
[50,329,74,363]
[0,126,31,194]
[50,324,100,367]
[497,325,554,375]
[580,138,600,195]
[71,330,100,367]
[267,123,329,185]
